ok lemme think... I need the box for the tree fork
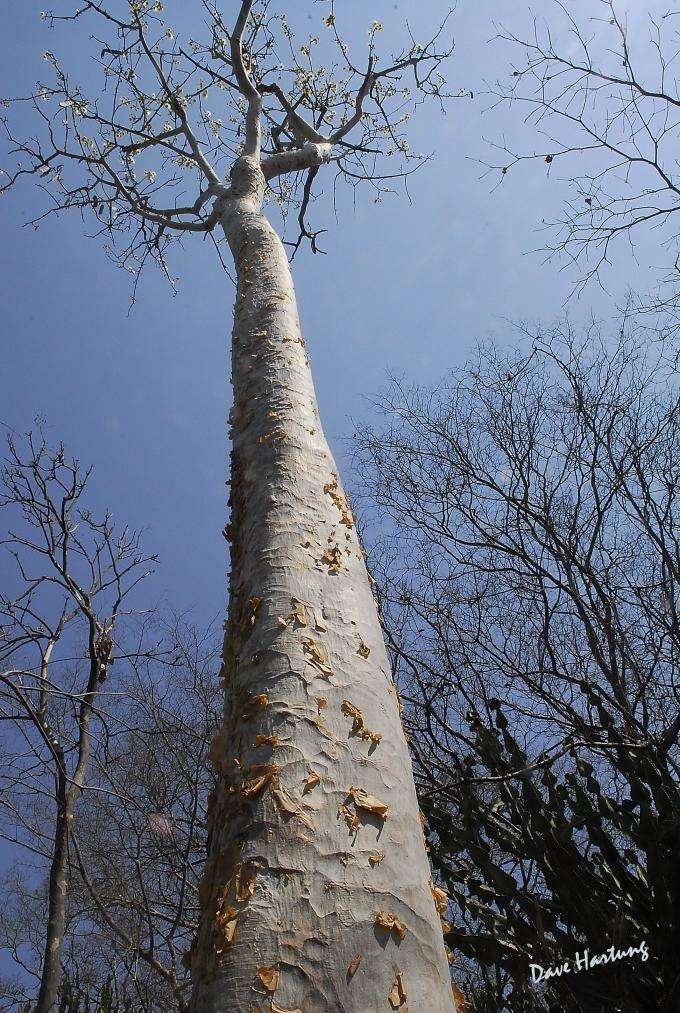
[188,157,455,1012]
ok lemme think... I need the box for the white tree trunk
[190,158,455,1013]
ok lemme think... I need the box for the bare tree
[1,616,221,1013]
[0,431,157,1013]
[2,4,460,1010]
[355,322,680,1011]
[67,622,221,1012]
[486,0,680,314]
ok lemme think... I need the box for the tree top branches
[1,0,458,290]
[484,0,680,313]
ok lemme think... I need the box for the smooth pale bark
[190,157,455,1013]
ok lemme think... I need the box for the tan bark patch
[301,637,332,675]
[323,475,354,527]
[243,596,263,628]
[214,906,238,953]
[272,786,316,832]
[258,429,288,444]
[348,785,389,820]
[431,882,449,917]
[452,983,468,1009]
[320,544,343,573]
[235,864,257,902]
[301,770,321,794]
[338,803,361,833]
[357,640,371,658]
[341,700,382,745]
[368,850,386,867]
[375,911,407,940]
[347,954,362,978]
[241,765,278,799]
[289,597,308,626]
[388,970,408,1009]
[255,734,280,748]
[257,965,280,992]
[250,692,270,708]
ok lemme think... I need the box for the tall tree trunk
[36,774,70,1013]
[190,157,455,1012]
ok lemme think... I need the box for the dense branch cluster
[1,0,455,287]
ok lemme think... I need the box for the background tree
[1,3,461,1010]
[66,622,220,1012]
[1,609,221,1013]
[487,0,680,317]
[0,431,157,1012]
[355,323,680,1011]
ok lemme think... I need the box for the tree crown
[1,1,456,288]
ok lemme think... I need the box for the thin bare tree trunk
[36,770,70,1013]
[36,629,103,1012]
[190,158,454,1012]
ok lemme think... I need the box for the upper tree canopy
[1,0,456,290]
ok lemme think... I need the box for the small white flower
[165,28,173,40]
[145,169,157,182]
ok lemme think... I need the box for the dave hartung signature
[530,942,649,984]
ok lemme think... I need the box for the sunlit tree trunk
[190,158,455,1012]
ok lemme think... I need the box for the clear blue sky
[0,0,662,623]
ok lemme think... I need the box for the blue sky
[0,0,664,624]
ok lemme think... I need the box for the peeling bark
[190,157,455,1012]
